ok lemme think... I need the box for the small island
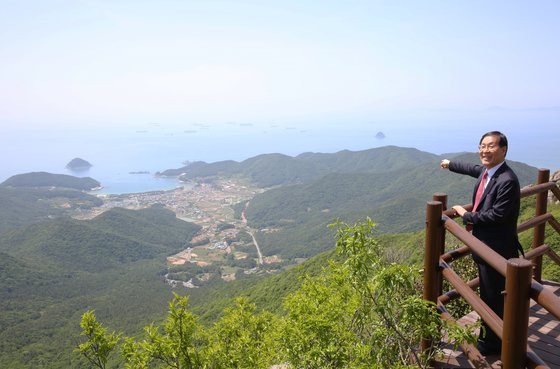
[375,131,386,139]
[66,158,93,171]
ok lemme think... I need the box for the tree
[274,218,478,369]
[121,293,205,369]
[204,297,279,369]
[330,218,477,368]
[76,310,120,369]
[279,266,367,369]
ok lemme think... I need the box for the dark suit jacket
[449,160,521,263]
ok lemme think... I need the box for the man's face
[479,134,507,169]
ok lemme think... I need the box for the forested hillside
[0,206,201,369]
[0,186,102,235]
[245,153,537,259]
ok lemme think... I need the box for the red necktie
[466,170,487,232]
[472,170,488,212]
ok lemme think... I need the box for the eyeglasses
[478,144,499,151]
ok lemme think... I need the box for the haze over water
[1,108,558,194]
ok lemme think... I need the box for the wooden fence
[423,169,560,369]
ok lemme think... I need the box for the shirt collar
[486,161,505,179]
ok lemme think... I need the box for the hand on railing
[443,204,473,218]
[452,205,467,217]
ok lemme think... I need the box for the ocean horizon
[2,112,558,194]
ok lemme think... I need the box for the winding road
[241,201,264,265]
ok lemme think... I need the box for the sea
[1,109,558,194]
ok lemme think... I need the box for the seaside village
[73,178,284,287]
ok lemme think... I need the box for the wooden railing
[423,169,560,369]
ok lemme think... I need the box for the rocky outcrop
[521,170,560,204]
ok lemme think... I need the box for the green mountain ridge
[245,153,537,259]
[160,146,440,187]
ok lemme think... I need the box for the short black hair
[480,131,508,153]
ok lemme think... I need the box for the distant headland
[375,131,386,139]
[1,172,100,191]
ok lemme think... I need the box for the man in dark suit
[440,131,522,356]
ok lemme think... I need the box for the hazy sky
[1,0,559,129]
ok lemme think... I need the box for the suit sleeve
[449,160,484,179]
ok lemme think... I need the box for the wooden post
[532,169,549,282]
[501,258,532,369]
[433,193,447,297]
[432,193,448,211]
[422,200,442,352]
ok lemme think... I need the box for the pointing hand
[440,159,450,169]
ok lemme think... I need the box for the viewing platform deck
[436,279,560,368]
